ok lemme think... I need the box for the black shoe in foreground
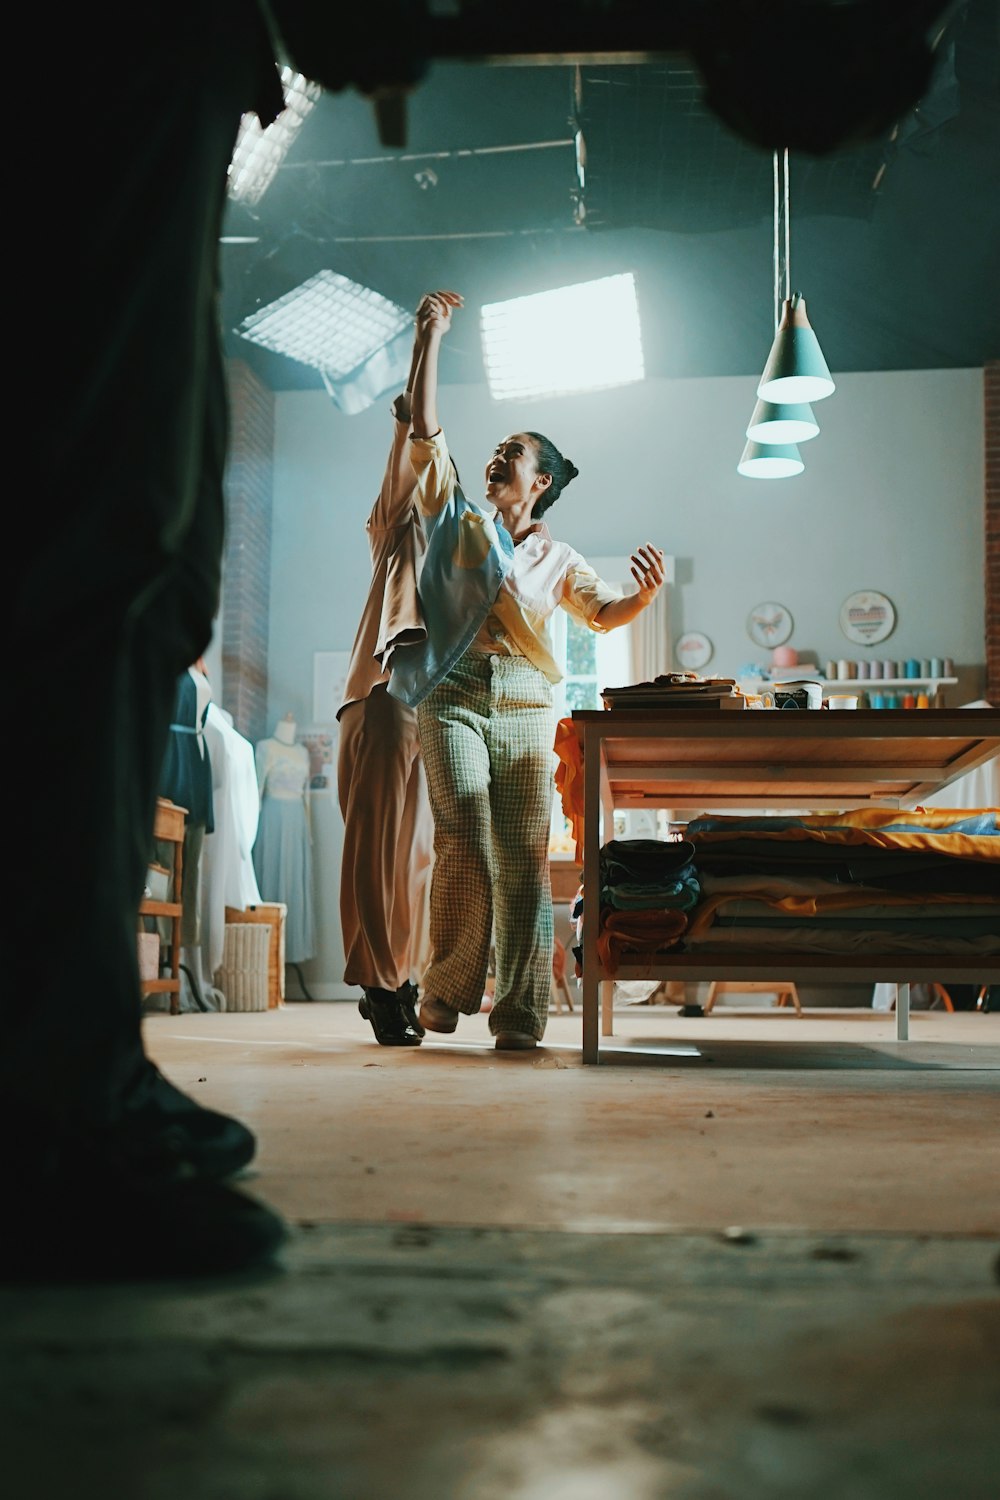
[397,981,426,1037]
[1,1161,288,1284]
[359,988,422,1046]
[121,1060,257,1181]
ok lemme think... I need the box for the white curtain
[628,583,672,683]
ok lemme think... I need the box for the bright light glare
[227,67,321,206]
[236,271,411,379]
[480,274,644,401]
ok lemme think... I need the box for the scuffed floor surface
[2,1228,998,1500]
[3,1002,998,1498]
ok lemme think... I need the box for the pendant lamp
[757,293,835,403]
[737,440,805,479]
[756,149,835,405]
[746,397,819,444]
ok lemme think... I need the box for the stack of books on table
[600,673,744,710]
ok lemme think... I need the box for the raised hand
[416,289,463,337]
[629,543,666,603]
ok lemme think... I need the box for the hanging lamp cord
[773,146,792,330]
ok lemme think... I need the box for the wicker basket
[215,923,271,1012]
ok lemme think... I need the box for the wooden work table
[571,708,1000,1063]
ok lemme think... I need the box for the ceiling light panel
[227,67,321,207]
[236,271,412,379]
[481,273,644,401]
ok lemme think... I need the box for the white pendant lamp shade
[746,397,819,444]
[757,293,835,404]
[737,440,805,479]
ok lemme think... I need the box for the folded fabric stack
[601,673,742,710]
[682,807,1000,957]
[574,838,701,975]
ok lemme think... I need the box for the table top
[570,707,1000,810]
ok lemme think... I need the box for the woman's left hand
[630,544,666,602]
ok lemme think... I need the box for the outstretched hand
[629,544,667,604]
[416,289,463,337]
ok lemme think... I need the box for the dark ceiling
[220,0,1000,396]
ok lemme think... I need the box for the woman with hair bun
[388,290,666,1051]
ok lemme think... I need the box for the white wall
[262,366,986,995]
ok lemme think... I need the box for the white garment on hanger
[196,704,263,983]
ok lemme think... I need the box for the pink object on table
[771,645,798,668]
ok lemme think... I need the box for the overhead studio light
[227,67,321,207]
[480,273,644,401]
[745,397,819,444]
[737,441,805,479]
[236,271,413,414]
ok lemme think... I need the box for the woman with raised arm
[389,290,666,1050]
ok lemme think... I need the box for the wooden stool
[705,981,802,1016]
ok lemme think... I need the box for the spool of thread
[903,693,916,709]
[837,659,851,680]
[884,693,897,709]
[905,659,920,679]
[920,659,932,678]
[825,660,837,681]
[930,658,943,678]
[883,659,896,681]
[942,658,954,678]
[856,659,870,680]
[871,693,884,709]
[917,693,930,709]
[869,660,882,680]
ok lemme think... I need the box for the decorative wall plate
[746,601,793,648]
[839,590,896,645]
[675,631,713,670]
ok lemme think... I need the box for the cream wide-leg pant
[417,652,555,1040]
[338,686,434,992]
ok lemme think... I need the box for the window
[549,558,634,855]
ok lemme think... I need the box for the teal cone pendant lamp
[737,440,804,479]
[757,292,835,404]
[738,148,834,479]
[746,396,819,445]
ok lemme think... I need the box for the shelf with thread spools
[740,676,958,708]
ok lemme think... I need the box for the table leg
[895,981,910,1041]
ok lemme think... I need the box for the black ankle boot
[396,981,425,1037]
[358,988,422,1046]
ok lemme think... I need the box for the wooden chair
[705,980,802,1017]
[930,983,989,1013]
[551,936,575,1014]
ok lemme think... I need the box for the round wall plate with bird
[675,631,713,670]
[746,601,793,648]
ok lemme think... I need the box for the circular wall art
[839,589,896,645]
[746,601,793,648]
[675,631,713,670]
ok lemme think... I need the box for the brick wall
[222,358,274,743]
[985,361,999,706]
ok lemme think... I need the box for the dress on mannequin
[252,714,316,964]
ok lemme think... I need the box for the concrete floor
[4,999,999,1499]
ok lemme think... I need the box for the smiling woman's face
[484,434,547,510]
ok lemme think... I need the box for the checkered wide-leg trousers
[417,652,555,1039]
